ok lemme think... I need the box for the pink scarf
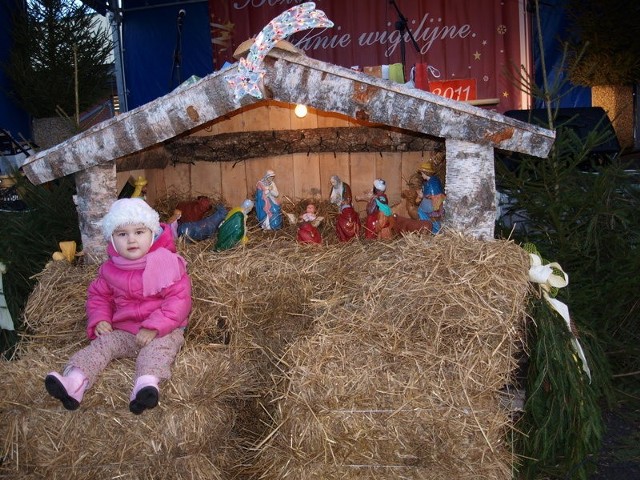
[111,247,184,297]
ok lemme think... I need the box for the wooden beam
[161,127,441,164]
[116,144,172,171]
[22,64,256,185]
[21,47,554,186]
[261,48,555,159]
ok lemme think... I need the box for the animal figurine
[176,196,213,223]
[400,188,420,220]
[177,204,227,241]
[392,214,433,235]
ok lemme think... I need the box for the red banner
[209,0,530,112]
[429,78,477,102]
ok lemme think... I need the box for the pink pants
[67,329,185,389]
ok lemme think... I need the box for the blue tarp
[122,1,214,110]
[534,0,591,108]
[0,0,31,143]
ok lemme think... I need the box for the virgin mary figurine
[255,169,283,230]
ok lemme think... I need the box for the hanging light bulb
[294,104,308,118]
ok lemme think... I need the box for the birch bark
[445,140,496,240]
[75,163,117,264]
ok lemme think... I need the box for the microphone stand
[389,0,421,82]
[170,11,184,89]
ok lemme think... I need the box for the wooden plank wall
[116,101,440,216]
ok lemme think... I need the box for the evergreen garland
[517,295,604,479]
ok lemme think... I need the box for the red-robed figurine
[363,178,390,239]
[330,175,360,242]
[296,203,323,244]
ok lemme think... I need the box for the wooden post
[444,140,496,240]
[74,163,117,264]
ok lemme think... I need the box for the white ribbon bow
[528,251,591,382]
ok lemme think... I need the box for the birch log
[75,163,117,264]
[22,48,554,186]
[445,140,496,240]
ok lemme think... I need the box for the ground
[590,402,640,479]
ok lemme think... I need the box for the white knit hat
[373,178,386,192]
[101,198,161,240]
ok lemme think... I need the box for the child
[45,198,192,415]
[299,203,318,223]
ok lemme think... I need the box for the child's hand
[95,321,113,336]
[136,328,158,348]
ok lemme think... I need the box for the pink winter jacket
[86,224,192,340]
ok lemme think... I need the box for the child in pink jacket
[45,198,192,414]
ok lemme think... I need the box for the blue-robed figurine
[416,160,446,233]
[177,204,227,241]
[255,169,282,230]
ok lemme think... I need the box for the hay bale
[0,343,258,479]
[1,228,530,479]
[251,234,529,479]
[17,261,96,354]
